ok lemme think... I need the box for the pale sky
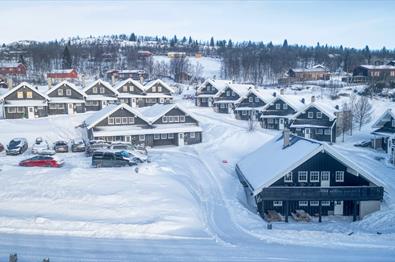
[0,0,394,49]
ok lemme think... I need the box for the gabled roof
[196,79,232,93]
[290,65,329,73]
[48,69,76,74]
[144,79,175,93]
[214,83,254,98]
[113,78,145,92]
[236,134,384,196]
[293,101,338,121]
[83,79,119,95]
[238,88,274,104]
[261,94,305,112]
[0,82,49,101]
[372,109,395,129]
[358,65,395,70]
[139,103,197,124]
[84,103,145,129]
[46,80,86,97]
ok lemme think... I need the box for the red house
[47,69,78,79]
[0,62,27,75]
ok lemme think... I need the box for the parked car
[19,155,64,168]
[53,140,69,153]
[354,140,371,148]
[0,142,4,152]
[109,143,149,163]
[32,137,50,154]
[86,142,110,156]
[91,151,137,167]
[6,138,28,155]
[71,138,86,152]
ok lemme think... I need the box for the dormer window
[308,112,314,118]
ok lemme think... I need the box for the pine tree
[129,33,137,41]
[188,36,193,45]
[227,39,233,48]
[18,54,26,65]
[210,37,215,47]
[62,45,72,69]
[283,39,288,48]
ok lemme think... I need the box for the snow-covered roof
[214,83,255,98]
[85,95,118,101]
[293,101,339,121]
[46,80,86,97]
[0,82,49,101]
[262,94,305,112]
[113,78,145,92]
[92,124,202,137]
[144,79,175,93]
[359,65,395,70]
[139,103,195,123]
[236,134,384,196]
[3,100,47,107]
[372,109,395,129]
[238,88,274,104]
[196,79,232,93]
[291,65,329,73]
[48,97,85,103]
[0,62,24,68]
[83,79,119,95]
[48,69,75,74]
[84,103,144,129]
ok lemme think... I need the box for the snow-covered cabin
[0,82,48,119]
[142,79,174,107]
[259,91,305,130]
[195,79,232,107]
[290,97,339,143]
[236,132,384,222]
[371,109,395,162]
[83,103,202,147]
[213,83,254,114]
[47,81,86,115]
[234,88,274,120]
[114,78,146,107]
[83,79,119,111]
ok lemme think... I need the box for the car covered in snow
[6,138,28,155]
[71,138,86,152]
[91,151,138,167]
[109,143,150,163]
[86,142,110,156]
[53,140,69,153]
[19,155,64,168]
[32,137,50,154]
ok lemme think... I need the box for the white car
[32,138,50,154]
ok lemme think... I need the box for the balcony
[259,186,384,201]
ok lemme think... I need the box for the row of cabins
[196,79,339,143]
[0,79,174,119]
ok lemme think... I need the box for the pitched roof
[372,109,395,129]
[262,94,305,112]
[113,78,145,92]
[238,88,274,104]
[48,69,76,74]
[144,79,175,93]
[236,134,384,196]
[293,101,339,121]
[83,79,119,95]
[0,82,49,101]
[291,65,329,73]
[46,80,86,97]
[358,64,395,70]
[139,103,196,124]
[196,79,232,93]
[0,62,24,68]
[215,83,254,98]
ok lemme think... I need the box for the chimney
[301,98,305,104]
[273,92,277,97]
[335,105,339,110]
[280,88,284,95]
[140,75,144,84]
[7,78,13,90]
[311,95,316,103]
[232,79,235,84]
[283,127,290,148]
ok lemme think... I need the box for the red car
[19,155,64,168]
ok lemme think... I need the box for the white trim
[47,81,86,97]
[310,171,320,182]
[0,82,49,101]
[273,201,283,207]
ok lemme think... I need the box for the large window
[161,133,167,139]
[298,171,308,182]
[335,171,344,182]
[310,201,319,206]
[139,135,145,141]
[324,129,331,135]
[321,171,330,182]
[174,116,179,122]
[168,133,174,139]
[190,132,196,138]
[316,129,323,135]
[284,172,293,182]
[310,171,320,182]
[321,201,330,206]
[49,104,57,109]
[220,103,225,108]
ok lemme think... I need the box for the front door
[27,107,35,119]
[334,201,343,215]
[178,133,184,146]
[321,171,330,187]
[101,101,107,109]
[279,118,285,130]
[131,98,137,108]
[68,103,74,115]
[304,128,311,139]
[228,104,232,114]
[159,98,164,104]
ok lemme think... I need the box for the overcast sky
[0,0,394,49]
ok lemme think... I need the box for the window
[100,87,105,94]
[17,91,24,98]
[298,171,308,182]
[273,201,283,207]
[310,171,320,182]
[129,86,134,92]
[17,107,24,113]
[255,97,259,103]
[180,116,185,122]
[57,104,64,109]
[324,129,331,135]
[92,87,98,94]
[128,117,135,124]
[321,201,330,206]
[249,97,253,102]
[392,119,395,127]
[308,112,314,118]
[115,117,121,124]
[139,135,145,141]
[26,91,32,98]
[391,71,395,77]
[242,110,247,115]
[49,104,57,109]
[66,89,72,96]
[174,116,179,122]
[283,103,288,110]
[316,129,323,135]
[232,91,236,96]
[190,132,196,138]
[220,103,225,108]
[321,171,330,181]
[108,117,114,125]
[152,86,156,92]
[168,116,174,123]
[158,86,162,92]
[123,86,128,92]
[58,89,63,96]
[7,107,16,113]
[275,103,281,110]
[310,201,319,206]
[162,116,168,123]
[168,133,174,139]
[226,91,230,96]
[161,133,167,139]
[122,117,128,124]
[284,172,293,182]
[154,134,160,140]
[298,201,308,206]
[335,171,344,182]
[316,112,322,118]
[267,118,274,124]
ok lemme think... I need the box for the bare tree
[353,96,373,131]
[337,102,353,142]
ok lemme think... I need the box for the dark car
[86,142,110,156]
[53,140,69,153]
[0,142,4,152]
[6,138,28,155]
[71,138,86,152]
[19,155,64,168]
[92,151,137,168]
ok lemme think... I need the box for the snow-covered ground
[0,89,394,261]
